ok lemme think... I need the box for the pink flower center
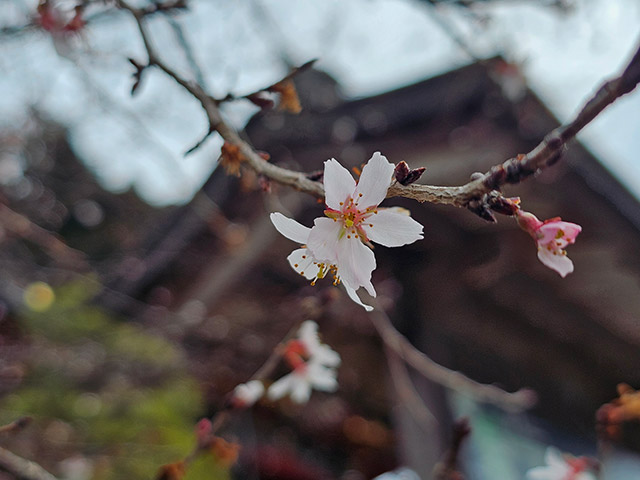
[324,195,378,242]
[564,458,588,480]
[537,228,568,256]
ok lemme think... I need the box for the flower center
[564,458,588,480]
[325,196,377,242]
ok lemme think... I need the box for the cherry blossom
[270,152,424,310]
[230,380,264,408]
[516,209,582,278]
[267,321,340,404]
[526,447,597,480]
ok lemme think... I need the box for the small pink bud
[195,418,212,447]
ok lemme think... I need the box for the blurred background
[1,1,640,479]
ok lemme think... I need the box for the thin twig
[384,341,438,431]
[0,446,59,480]
[370,309,536,412]
[173,319,303,472]
[433,418,472,480]
[0,203,88,271]
[0,417,32,435]
[117,0,640,214]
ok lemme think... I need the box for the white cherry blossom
[270,152,424,310]
[267,320,340,404]
[267,358,339,404]
[230,380,265,408]
[526,447,597,480]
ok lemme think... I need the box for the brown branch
[0,446,59,480]
[369,309,536,412]
[0,203,89,271]
[384,341,437,431]
[433,418,472,480]
[0,417,32,435]
[387,39,640,208]
[117,0,640,215]
[162,319,304,475]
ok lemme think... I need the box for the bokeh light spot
[23,281,55,312]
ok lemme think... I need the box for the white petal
[233,380,265,406]
[270,212,311,244]
[298,320,320,350]
[538,221,581,247]
[307,363,338,392]
[324,158,356,210]
[344,283,374,311]
[307,217,342,264]
[537,248,574,277]
[576,473,597,480]
[353,152,394,209]
[313,344,341,367]
[267,374,295,401]
[363,207,424,247]
[336,234,377,296]
[526,466,555,480]
[287,248,319,281]
[543,447,564,468]
[290,376,312,404]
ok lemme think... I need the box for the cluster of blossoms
[36,1,85,35]
[271,153,424,310]
[515,209,582,278]
[230,321,340,406]
[526,447,597,480]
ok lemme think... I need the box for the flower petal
[526,466,557,480]
[353,152,394,209]
[287,248,320,281]
[267,374,295,401]
[543,447,566,469]
[538,221,582,247]
[344,284,374,311]
[324,158,356,211]
[307,363,338,392]
[307,217,342,264]
[336,235,377,296]
[270,212,311,244]
[537,247,574,277]
[314,345,341,367]
[290,375,312,404]
[363,207,424,247]
[299,320,320,350]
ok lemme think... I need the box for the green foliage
[185,454,232,480]
[0,281,229,479]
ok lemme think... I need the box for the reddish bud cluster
[36,1,85,35]
[219,142,248,177]
[394,161,426,186]
[268,79,302,114]
[156,461,185,480]
[597,383,640,440]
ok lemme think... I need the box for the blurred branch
[0,203,89,271]
[370,308,536,412]
[165,15,208,89]
[433,418,472,480]
[158,319,304,478]
[0,446,59,480]
[420,1,482,61]
[384,341,438,431]
[116,0,640,218]
[0,417,32,435]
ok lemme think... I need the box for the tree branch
[117,0,640,216]
[0,446,59,480]
[370,309,536,412]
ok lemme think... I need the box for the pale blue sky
[1,0,639,205]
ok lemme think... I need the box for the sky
[1,0,639,205]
